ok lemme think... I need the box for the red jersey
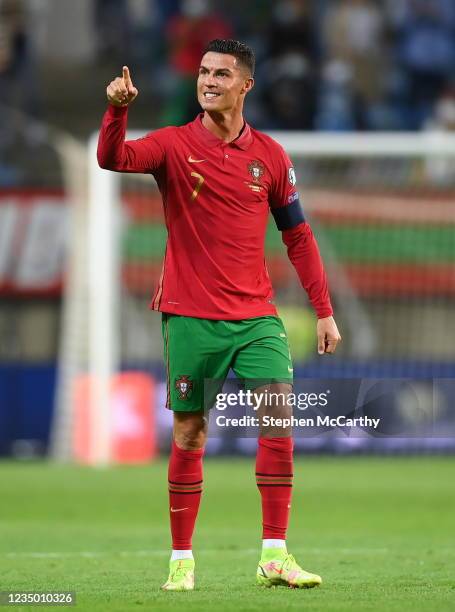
[97,105,333,320]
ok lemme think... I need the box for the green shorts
[162,314,293,412]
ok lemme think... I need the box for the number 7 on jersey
[190,171,205,201]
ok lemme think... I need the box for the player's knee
[174,430,205,450]
[255,382,293,437]
[173,413,207,450]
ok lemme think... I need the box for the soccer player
[97,39,341,591]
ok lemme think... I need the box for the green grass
[1,457,454,611]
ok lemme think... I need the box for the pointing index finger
[123,65,132,85]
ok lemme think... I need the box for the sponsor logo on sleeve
[288,167,297,186]
[287,191,299,204]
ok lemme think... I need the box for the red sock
[256,437,294,540]
[168,440,204,550]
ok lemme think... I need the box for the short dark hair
[204,39,255,76]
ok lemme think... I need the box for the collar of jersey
[193,113,253,150]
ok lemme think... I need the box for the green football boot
[161,558,195,591]
[257,550,322,589]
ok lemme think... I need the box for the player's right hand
[106,66,138,107]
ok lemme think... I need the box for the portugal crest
[248,160,265,183]
[175,375,193,400]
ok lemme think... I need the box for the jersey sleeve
[268,142,333,318]
[282,223,334,318]
[97,104,172,174]
[268,143,305,230]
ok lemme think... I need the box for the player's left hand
[317,316,341,355]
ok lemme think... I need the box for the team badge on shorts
[248,160,265,183]
[175,375,193,400]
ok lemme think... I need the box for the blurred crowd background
[2,0,455,143]
[1,0,455,186]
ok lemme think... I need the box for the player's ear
[241,77,254,95]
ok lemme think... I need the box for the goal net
[52,131,455,463]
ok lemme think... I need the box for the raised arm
[97,66,166,173]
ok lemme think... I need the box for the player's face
[197,52,253,113]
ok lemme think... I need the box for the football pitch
[1,457,454,611]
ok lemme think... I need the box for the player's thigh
[162,314,232,412]
[231,316,294,386]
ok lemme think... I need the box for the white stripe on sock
[171,550,194,561]
[262,539,286,549]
